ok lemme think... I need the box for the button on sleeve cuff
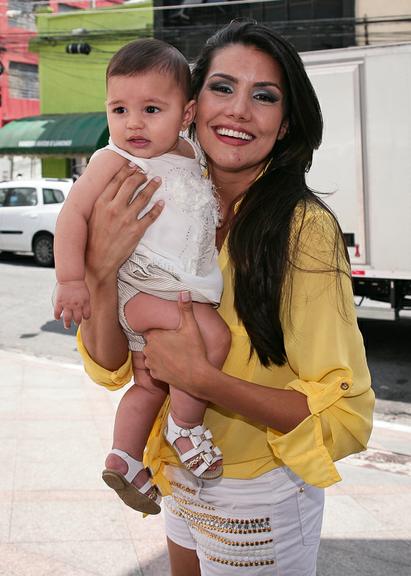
[76,327,133,390]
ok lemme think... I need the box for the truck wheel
[33,234,54,267]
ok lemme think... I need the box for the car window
[5,187,37,207]
[43,188,65,204]
[0,189,6,206]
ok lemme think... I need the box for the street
[1,252,410,423]
[0,252,410,575]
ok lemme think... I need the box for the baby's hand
[54,280,91,329]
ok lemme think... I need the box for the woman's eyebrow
[209,73,237,82]
[208,73,282,92]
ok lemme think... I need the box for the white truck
[302,43,411,320]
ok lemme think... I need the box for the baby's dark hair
[106,38,192,100]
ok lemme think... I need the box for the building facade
[155,0,411,58]
[0,1,125,178]
[155,0,357,58]
[0,1,124,128]
[355,0,411,45]
[25,2,151,176]
[0,0,409,179]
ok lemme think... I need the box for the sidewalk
[0,349,410,576]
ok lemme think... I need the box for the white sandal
[102,448,161,514]
[164,414,223,480]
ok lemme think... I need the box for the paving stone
[1,349,410,576]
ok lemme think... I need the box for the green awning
[0,112,109,156]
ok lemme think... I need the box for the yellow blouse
[77,202,374,496]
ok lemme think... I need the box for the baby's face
[106,71,193,158]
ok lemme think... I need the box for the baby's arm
[54,151,127,327]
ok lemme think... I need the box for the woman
[78,21,374,576]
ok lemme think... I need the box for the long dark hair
[192,21,349,367]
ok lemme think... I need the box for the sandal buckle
[202,452,213,465]
[191,434,202,448]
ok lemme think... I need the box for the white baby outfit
[104,137,223,351]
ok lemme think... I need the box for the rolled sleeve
[267,207,374,487]
[76,327,133,390]
[289,375,353,415]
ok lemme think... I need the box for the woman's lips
[213,127,254,146]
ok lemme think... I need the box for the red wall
[0,4,39,126]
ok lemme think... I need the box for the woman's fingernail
[181,291,191,302]
[153,176,161,183]
[157,200,165,207]
[128,162,136,168]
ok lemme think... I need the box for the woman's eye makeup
[253,90,280,103]
[208,82,233,95]
[207,81,280,104]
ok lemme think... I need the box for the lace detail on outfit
[102,137,223,351]
[159,164,219,277]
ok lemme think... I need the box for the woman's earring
[278,121,289,140]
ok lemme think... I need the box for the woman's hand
[85,163,163,284]
[143,292,210,396]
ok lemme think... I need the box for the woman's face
[195,44,288,179]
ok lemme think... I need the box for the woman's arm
[80,164,163,371]
[143,292,310,434]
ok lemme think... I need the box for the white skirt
[164,465,324,575]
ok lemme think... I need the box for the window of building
[157,0,355,56]
[8,62,39,100]
[58,3,82,11]
[7,1,36,31]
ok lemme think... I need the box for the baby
[54,39,231,515]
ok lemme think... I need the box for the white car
[0,178,73,267]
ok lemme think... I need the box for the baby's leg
[125,292,231,429]
[125,293,231,474]
[110,361,168,458]
[168,301,231,428]
[125,293,211,430]
[105,357,167,496]
[168,301,231,474]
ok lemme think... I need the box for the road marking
[373,419,411,433]
[1,349,411,434]
[0,348,82,371]
[346,447,411,477]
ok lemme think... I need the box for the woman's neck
[211,164,264,251]
[210,165,262,218]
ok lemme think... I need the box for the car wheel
[33,233,54,267]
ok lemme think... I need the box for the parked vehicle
[0,178,73,267]
[302,43,411,320]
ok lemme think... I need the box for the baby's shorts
[163,465,324,576]
[117,254,213,352]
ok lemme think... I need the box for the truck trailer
[302,43,411,320]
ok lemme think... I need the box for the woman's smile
[213,125,254,145]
